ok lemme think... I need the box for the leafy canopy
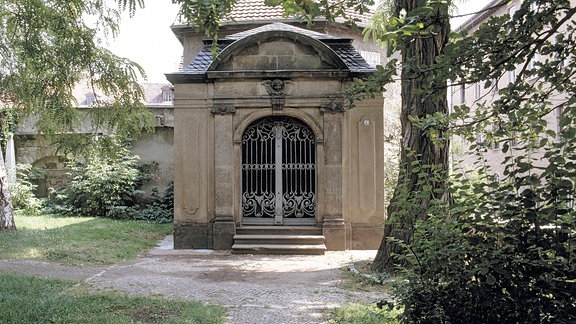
[0,0,154,155]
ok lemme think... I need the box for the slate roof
[178,22,374,75]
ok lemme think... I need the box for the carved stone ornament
[211,104,236,115]
[320,102,346,113]
[262,79,292,111]
[262,79,291,96]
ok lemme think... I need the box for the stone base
[350,223,384,249]
[212,219,236,250]
[173,224,213,249]
[322,218,346,251]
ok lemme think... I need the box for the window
[475,82,482,99]
[492,125,500,150]
[85,93,96,106]
[508,69,516,84]
[556,105,564,141]
[460,84,466,104]
[510,131,518,147]
[360,51,381,67]
[162,89,173,102]
[528,54,539,70]
[476,132,485,144]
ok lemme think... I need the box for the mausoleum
[167,2,389,253]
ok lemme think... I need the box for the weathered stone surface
[171,22,391,251]
[174,224,213,249]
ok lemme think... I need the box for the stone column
[321,112,346,250]
[211,104,236,250]
[173,83,215,249]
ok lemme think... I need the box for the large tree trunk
[373,0,450,272]
[0,146,16,231]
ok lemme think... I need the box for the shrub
[55,146,146,217]
[394,159,576,323]
[137,182,174,223]
[113,182,174,223]
[9,164,44,214]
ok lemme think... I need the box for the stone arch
[233,108,323,143]
[232,109,325,225]
[31,155,68,197]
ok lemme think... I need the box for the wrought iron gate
[241,116,316,225]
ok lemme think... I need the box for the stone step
[236,226,322,236]
[233,226,326,255]
[233,234,325,245]
[231,243,327,255]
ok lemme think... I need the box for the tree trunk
[373,0,450,272]
[0,145,16,231]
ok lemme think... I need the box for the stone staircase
[232,226,326,255]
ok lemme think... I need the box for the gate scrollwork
[241,116,316,223]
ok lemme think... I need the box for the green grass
[333,261,401,323]
[330,303,402,324]
[0,273,226,323]
[0,212,172,265]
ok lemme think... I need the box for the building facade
[167,1,396,251]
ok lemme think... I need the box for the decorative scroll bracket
[211,104,236,115]
[320,101,346,113]
[262,79,292,111]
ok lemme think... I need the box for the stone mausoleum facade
[167,2,390,251]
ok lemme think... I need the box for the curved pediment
[167,23,375,83]
[209,30,348,72]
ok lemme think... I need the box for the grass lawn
[0,212,226,323]
[0,212,172,265]
[0,273,226,323]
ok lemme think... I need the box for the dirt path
[0,236,389,323]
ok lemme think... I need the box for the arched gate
[241,116,316,225]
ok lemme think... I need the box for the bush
[394,160,576,323]
[137,182,174,223]
[111,182,174,223]
[50,146,173,222]
[54,146,146,217]
[9,164,44,214]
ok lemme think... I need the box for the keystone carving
[262,79,292,111]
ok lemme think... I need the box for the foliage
[52,145,146,217]
[135,181,175,223]
[358,0,576,322]
[0,212,172,265]
[394,157,576,322]
[8,164,44,214]
[331,302,401,324]
[0,0,156,155]
[0,273,226,323]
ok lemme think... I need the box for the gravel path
[0,235,389,323]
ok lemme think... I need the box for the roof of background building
[173,0,372,27]
[71,82,173,107]
[457,0,505,32]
